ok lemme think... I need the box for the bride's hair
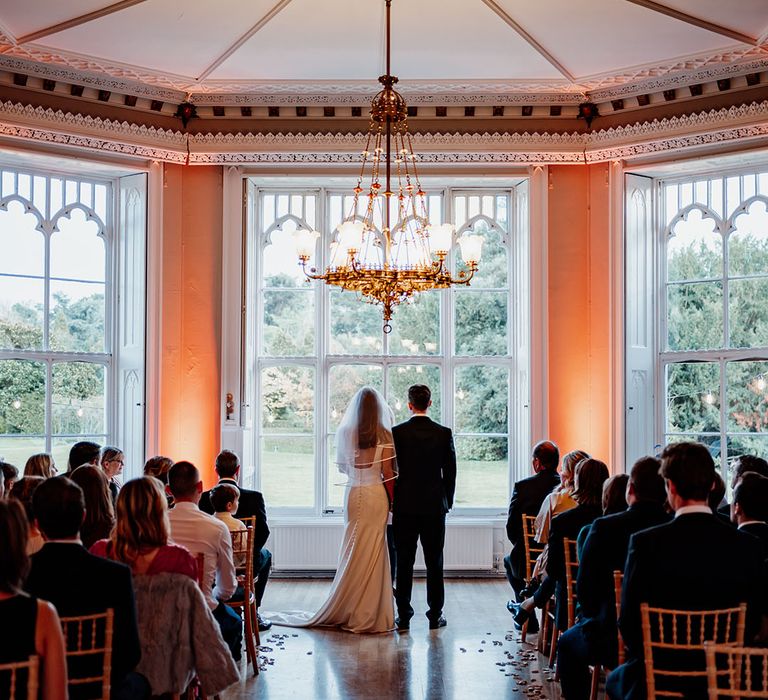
[357,387,385,448]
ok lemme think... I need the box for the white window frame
[243,178,531,519]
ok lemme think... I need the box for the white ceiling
[0,0,767,96]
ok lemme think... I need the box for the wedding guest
[0,499,68,700]
[143,455,174,484]
[69,465,115,549]
[731,472,768,549]
[602,474,630,516]
[504,440,561,621]
[9,475,45,554]
[25,477,147,700]
[200,450,272,631]
[0,461,18,496]
[606,442,765,700]
[100,446,124,502]
[557,457,670,700]
[66,440,101,475]
[510,458,609,632]
[24,453,58,479]
[534,450,590,543]
[166,461,241,661]
[91,476,196,579]
[718,455,768,518]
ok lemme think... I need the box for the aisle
[222,578,562,700]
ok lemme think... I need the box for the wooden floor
[222,578,563,700]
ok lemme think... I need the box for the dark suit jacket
[200,478,270,552]
[25,542,141,685]
[611,513,765,700]
[505,469,561,575]
[392,416,456,516]
[740,521,768,552]
[577,502,671,624]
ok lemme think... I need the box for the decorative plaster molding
[2,97,768,166]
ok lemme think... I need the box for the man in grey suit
[392,384,456,630]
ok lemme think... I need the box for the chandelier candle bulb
[337,221,365,254]
[427,223,454,255]
[458,234,484,265]
[292,228,320,259]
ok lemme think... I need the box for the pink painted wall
[159,165,223,487]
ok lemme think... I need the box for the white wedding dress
[268,443,394,633]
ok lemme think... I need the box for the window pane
[729,200,768,276]
[0,437,45,467]
[261,366,314,433]
[52,362,106,435]
[260,436,313,508]
[667,210,721,281]
[262,290,314,356]
[327,436,345,509]
[665,362,720,434]
[729,279,768,348]
[666,282,723,351]
[386,365,441,424]
[329,292,383,354]
[725,361,768,433]
[455,222,507,288]
[0,200,44,276]
[455,365,508,434]
[263,222,314,287]
[49,282,105,352]
[0,359,45,435]
[0,276,43,350]
[50,209,105,282]
[455,291,507,355]
[454,436,508,508]
[328,365,383,430]
[727,435,768,466]
[388,292,440,356]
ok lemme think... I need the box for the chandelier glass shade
[293,0,482,332]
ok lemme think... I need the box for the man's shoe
[257,614,273,632]
[429,616,447,630]
[395,616,410,630]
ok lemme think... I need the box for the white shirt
[674,504,712,518]
[168,501,237,609]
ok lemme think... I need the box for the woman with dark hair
[9,476,46,555]
[0,499,68,700]
[69,465,115,549]
[602,473,630,516]
[270,386,396,632]
[511,458,610,631]
[100,446,124,502]
[24,453,58,479]
[91,476,196,579]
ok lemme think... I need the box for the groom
[392,384,456,630]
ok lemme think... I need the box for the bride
[269,386,396,633]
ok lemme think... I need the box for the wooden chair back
[614,570,625,666]
[705,643,768,699]
[641,603,747,699]
[0,656,38,700]
[60,609,114,700]
[224,525,258,677]
[522,514,544,581]
[229,527,255,582]
[563,537,580,629]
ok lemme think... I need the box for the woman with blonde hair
[23,453,57,479]
[100,446,124,502]
[534,449,590,544]
[90,476,196,579]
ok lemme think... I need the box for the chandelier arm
[299,259,328,281]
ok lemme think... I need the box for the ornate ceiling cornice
[1,97,767,166]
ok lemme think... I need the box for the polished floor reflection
[222,578,562,699]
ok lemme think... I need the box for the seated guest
[200,449,272,631]
[69,465,115,549]
[504,440,562,621]
[25,477,147,700]
[66,441,101,475]
[719,455,768,518]
[731,472,768,549]
[143,455,174,484]
[210,484,247,567]
[557,457,671,700]
[535,450,590,543]
[166,461,242,661]
[24,453,58,479]
[606,442,765,700]
[91,476,196,579]
[99,446,124,503]
[0,499,68,700]
[1,461,18,496]
[9,476,45,554]
[511,458,610,632]
[577,472,631,558]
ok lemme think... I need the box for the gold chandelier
[292,0,482,333]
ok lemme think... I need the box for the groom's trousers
[393,512,446,622]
